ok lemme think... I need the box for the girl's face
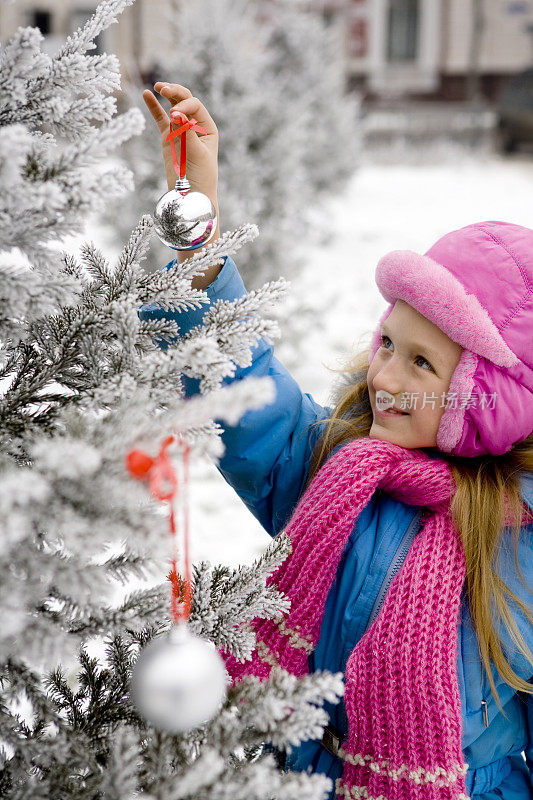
[367,300,463,449]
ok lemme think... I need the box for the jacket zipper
[480,659,489,727]
[364,508,491,730]
[366,508,424,629]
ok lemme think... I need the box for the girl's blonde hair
[307,345,533,716]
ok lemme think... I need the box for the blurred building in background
[1,0,533,105]
[333,0,533,103]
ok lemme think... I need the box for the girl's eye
[414,355,434,371]
[380,335,434,372]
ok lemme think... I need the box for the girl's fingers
[169,97,217,137]
[156,83,218,138]
[154,82,193,102]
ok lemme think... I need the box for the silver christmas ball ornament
[153,178,217,251]
[130,622,227,733]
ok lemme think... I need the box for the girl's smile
[374,390,409,417]
[374,406,408,418]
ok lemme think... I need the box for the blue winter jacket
[139,255,533,800]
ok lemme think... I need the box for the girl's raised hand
[142,82,219,197]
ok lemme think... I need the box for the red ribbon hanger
[166,112,207,180]
[126,435,192,623]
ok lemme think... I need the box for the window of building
[31,10,52,35]
[386,0,419,62]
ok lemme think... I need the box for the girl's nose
[373,365,403,397]
[372,364,407,406]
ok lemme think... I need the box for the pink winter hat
[368,221,533,457]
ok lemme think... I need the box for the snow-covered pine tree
[0,2,344,798]
[103,0,362,285]
[262,0,362,199]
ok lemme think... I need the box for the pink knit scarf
[221,436,472,800]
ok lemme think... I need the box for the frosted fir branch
[17,115,142,198]
[80,108,146,159]
[89,381,225,463]
[188,533,293,660]
[75,376,167,429]
[138,286,207,315]
[0,124,32,186]
[212,667,344,754]
[1,161,140,307]
[0,257,79,351]
[163,749,226,800]
[31,541,157,610]
[73,215,154,303]
[198,320,280,382]
[178,420,225,459]
[200,278,289,333]
[242,669,345,750]
[65,584,170,640]
[138,269,209,312]
[52,95,118,141]
[99,723,140,799]
[114,214,153,287]
[174,273,287,392]
[42,74,120,141]
[140,419,226,463]
[98,544,160,587]
[137,222,261,303]
[158,376,276,433]
[192,754,333,800]
[81,162,137,213]
[69,91,117,125]
[0,28,50,118]
[187,279,289,372]
[1,251,157,432]
[178,332,276,396]
[0,658,66,743]
[60,252,82,279]
[138,316,182,346]
[76,241,112,285]
[252,531,294,582]
[164,223,261,283]
[110,375,276,457]
[47,52,121,97]
[56,109,145,171]
[0,11,128,133]
[55,0,137,58]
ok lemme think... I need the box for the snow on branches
[0,3,344,798]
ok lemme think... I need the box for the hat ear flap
[438,352,533,457]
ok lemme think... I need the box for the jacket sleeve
[137,254,331,537]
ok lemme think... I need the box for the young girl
[141,83,533,800]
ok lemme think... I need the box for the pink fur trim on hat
[436,350,479,452]
[375,251,519,368]
[368,304,393,365]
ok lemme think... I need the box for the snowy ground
[64,144,533,616]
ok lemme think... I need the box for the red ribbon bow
[126,435,192,622]
[165,112,207,180]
